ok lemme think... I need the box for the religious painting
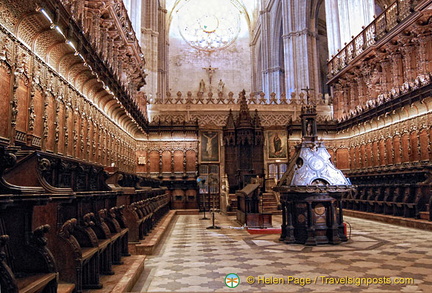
[267,130,287,159]
[200,131,219,162]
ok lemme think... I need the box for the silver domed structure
[274,105,353,245]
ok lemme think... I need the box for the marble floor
[132,213,432,292]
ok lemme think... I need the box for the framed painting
[267,130,287,159]
[200,131,219,162]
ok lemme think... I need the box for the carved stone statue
[199,79,205,93]
[217,79,225,93]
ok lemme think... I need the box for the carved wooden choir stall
[223,90,264,194]
[274,105,352,245]
[0,145,169,293]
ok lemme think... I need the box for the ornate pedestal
[276,187,349,245]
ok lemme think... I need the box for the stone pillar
[259,1,285,97]
[325,0,375,57]
[141,0,162,100]
[325,0,342,57]
[158,5,168,101]
[281,0,320,97]
[259,5,271,96]
[130,0,142,43]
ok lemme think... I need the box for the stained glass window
[176,0,241,51]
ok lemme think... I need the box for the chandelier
[177,0,241,51]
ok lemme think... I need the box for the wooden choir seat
[0,226,58,293]
[343,165,432,221]
[99,208,130,264]
[352,187,366,211]
[392,186,406,217]
[82,212,114,276]
[366,187,376,212]
[342,189,355,209]
[110,206,131,257]
[403,185,427,218]
[122,194,170,243]
[123,200,153,242]
[58,218,102,291]
[373,187,385,214]
[0,147,171,293]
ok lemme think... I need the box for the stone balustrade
[149,91,333,106]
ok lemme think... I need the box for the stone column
[325,0,374,57]
[258,1,286,97]
[141,0,162,99]
[259,4,271,96]
[325,0,342,57]
[281,0,320,97]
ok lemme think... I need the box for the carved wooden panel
[365,144,371,167]
[185,150,196,172]
[359,145,365,168]
[57,103,65,154]
[379,140,386,166]
[46,94,55,151]
[173,150,184,173]
[149,151,159,173]
[386,138,393,165]
[420,130,428,161]
[401,134,409,163]
[162,151,171,173]
[336,148,349,170]
[33,89,44,138]
[16,78,29,133]
[0,67,10,138]
[81,118,88,160]
[393,136,401,164]
[66,109,74,156]
[409,132,418,162]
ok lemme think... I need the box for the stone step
[132,210,176,255]
[262,198,277,202]
[82,255,146,293]
[344,209,432,231]
[419,211,430,220]
[57,283,75,293]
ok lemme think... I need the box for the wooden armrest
[81,247,99,261]
[17,273,57,293]
[119,228,129,236]
[98,239,111,250]
[110,232,122,242]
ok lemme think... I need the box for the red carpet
[246,227,281,234]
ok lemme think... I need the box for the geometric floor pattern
[132,214,432,292]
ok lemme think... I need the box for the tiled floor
[132,213,432,292]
